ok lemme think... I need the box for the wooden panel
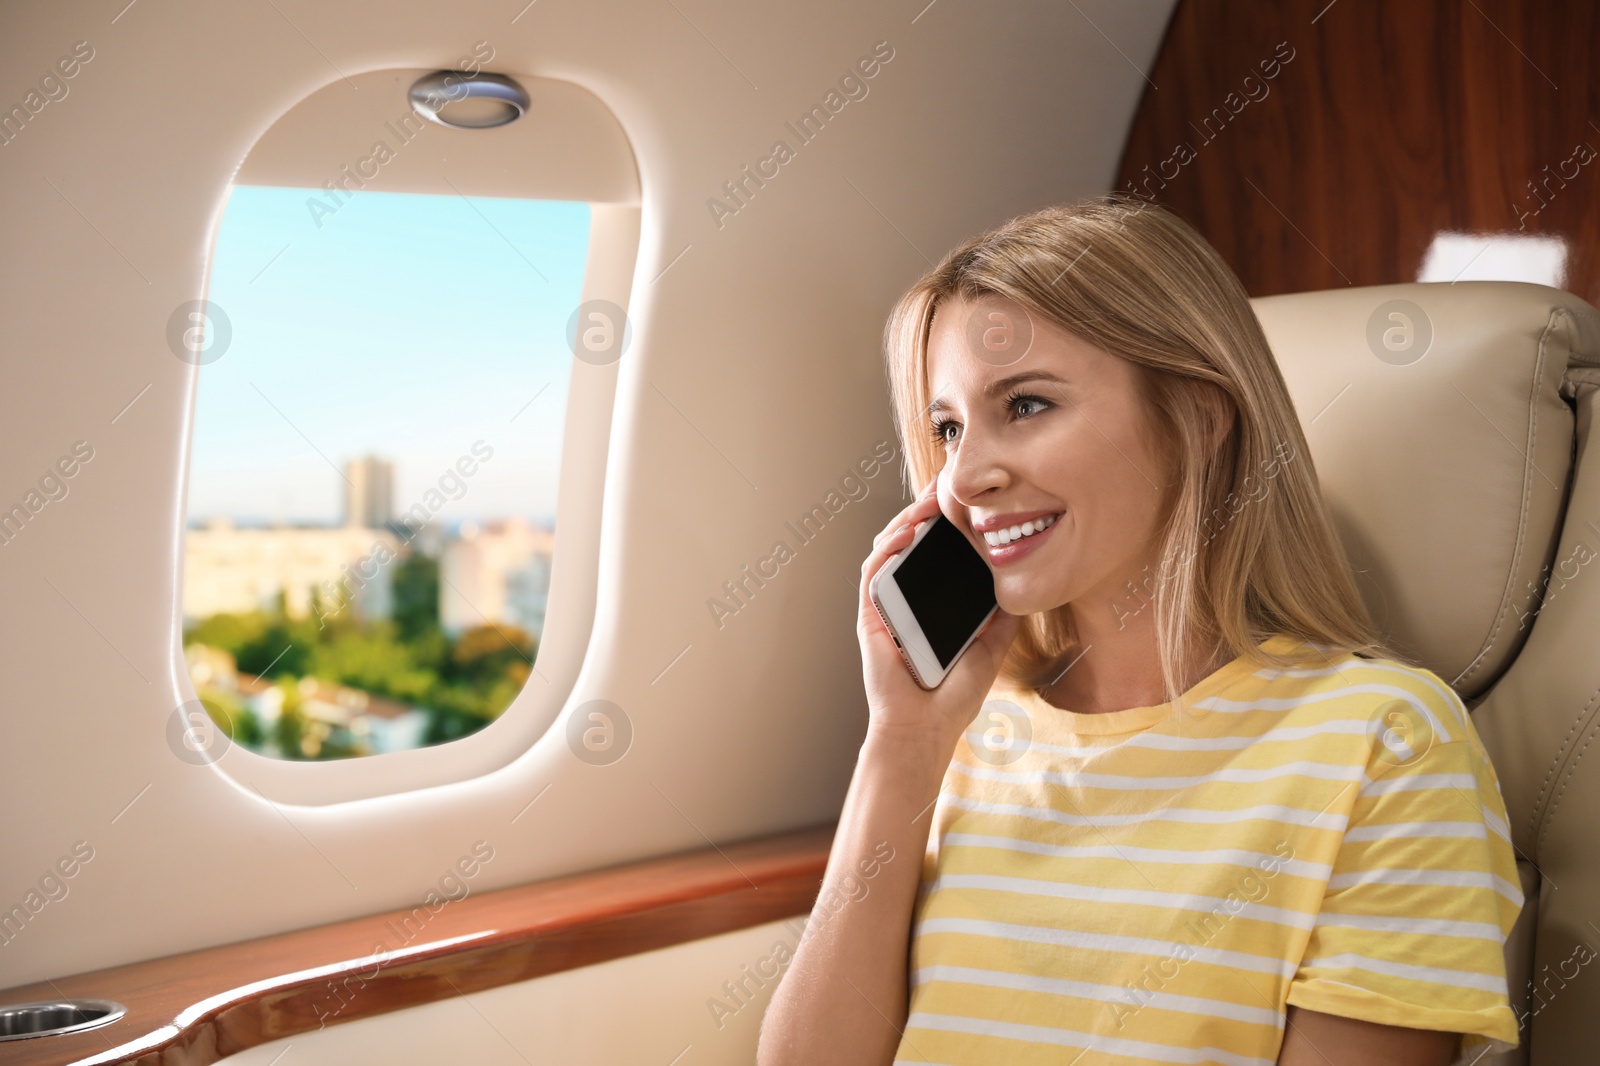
[1117,0,1600,304]
[0,824,834,1066]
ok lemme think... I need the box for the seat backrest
[1249,281,1600,1064]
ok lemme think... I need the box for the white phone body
[869,512,1000,689]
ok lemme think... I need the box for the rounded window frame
[172,67,642,806]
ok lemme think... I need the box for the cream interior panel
[0,0,1174,988]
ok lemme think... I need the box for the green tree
[310,581,361,637]
[185,598,320,680]
[445,623,535,687]
[310,621,436,705]
[273,677,307,759]
[391,552,441,643]
[423,624,536,744]
[404,624,450,674]
[184,609,269,657]
[423,702,492,745]
[237,614,319,678]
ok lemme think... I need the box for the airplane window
[180,185,590,761]
[1417,231,1568,287]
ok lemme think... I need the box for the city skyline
[187,451,556,534]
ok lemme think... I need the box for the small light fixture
[409,70,529,130]
[1416,231,1568,288]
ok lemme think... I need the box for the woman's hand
[858,476,1023,757]
[762,478,1007,1066]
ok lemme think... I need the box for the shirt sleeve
[1286,686,1525,1060]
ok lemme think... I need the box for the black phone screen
[894,513,999,668]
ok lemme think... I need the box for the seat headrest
[1249,281,1600,697]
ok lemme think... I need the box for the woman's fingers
[871,492,942,552]
[864,498,938,572]
[871,479,939,543]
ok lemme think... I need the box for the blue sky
[187,186,591,527]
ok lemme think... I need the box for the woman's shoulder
[1256,634,1449,690]
[1256,635,1477,749]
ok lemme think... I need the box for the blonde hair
[881,195,1407,706]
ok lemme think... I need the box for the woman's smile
[977,509,1062,566]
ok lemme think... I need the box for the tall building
[344,455,394,529]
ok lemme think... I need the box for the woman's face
[923,293,1175,620]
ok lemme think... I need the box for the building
[344,455,394,529]
[440,517,555,637]
[183,519,402,625]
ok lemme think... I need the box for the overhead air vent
[408,70,529,130]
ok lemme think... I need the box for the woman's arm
[754,725,950,1066]
[757,475,1022,1066]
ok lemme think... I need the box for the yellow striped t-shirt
[894,634,1523,1065]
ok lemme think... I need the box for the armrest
[0,823,834,1066]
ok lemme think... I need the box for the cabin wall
[1118,0,1600,304]
[0,0,1175,988]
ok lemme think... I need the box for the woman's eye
[927,393,1049,447]
[1008,392,1052,419]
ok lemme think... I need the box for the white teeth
[984,512,1058,547]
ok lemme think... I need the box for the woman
[757,196,1521,1065]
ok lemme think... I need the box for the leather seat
[1250,280,1600,1065]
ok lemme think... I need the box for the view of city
[183,186,589,760]
[183,456,555,759]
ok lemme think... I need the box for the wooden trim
[1116,0,1600,304]
[0,823,835,1066]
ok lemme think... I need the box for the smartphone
[869,511,1000,689]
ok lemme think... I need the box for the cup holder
[0,1000,126,1041]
